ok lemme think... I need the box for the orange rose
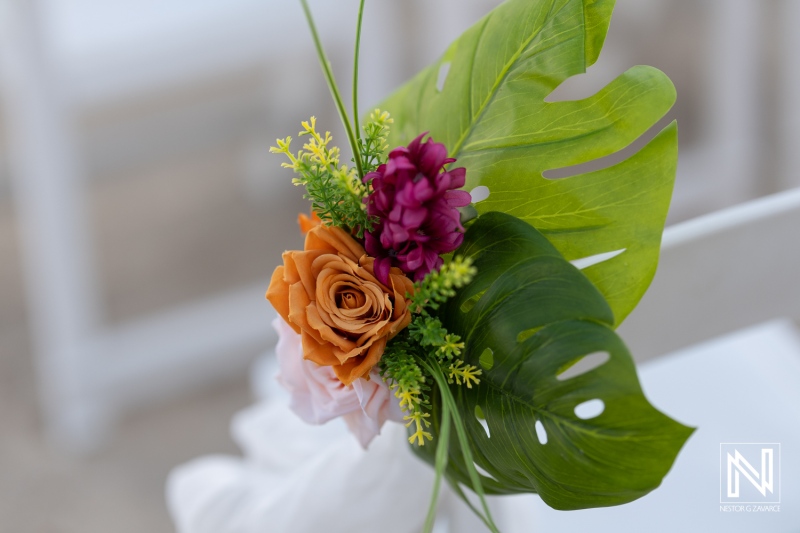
[266,224,414,385]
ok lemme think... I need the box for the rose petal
[343,370,405,448]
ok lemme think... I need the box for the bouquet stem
[352,0,366,148]
[423,393,451,533]
[420,358,501,533]
[299,0,365,179]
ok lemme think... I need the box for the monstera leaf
[414,212,693,510]
[380,0,677,325]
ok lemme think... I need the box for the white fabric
[167,400,435,533]
[169,352,489,533]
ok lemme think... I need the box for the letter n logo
[720,443,781,503]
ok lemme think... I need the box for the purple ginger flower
[364,133,472,285]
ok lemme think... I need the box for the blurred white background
[1,0,799,531]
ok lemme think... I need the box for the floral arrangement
[265,0,693,531]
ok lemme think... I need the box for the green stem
[423,394,451,533]
[450,482,499,532]
[353,0,366,149]
[299,0,365,180]
[442,388,500,533]
[422,358,501,533]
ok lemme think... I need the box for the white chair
[0,0,369,453]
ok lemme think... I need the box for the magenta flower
[364,133,471,284]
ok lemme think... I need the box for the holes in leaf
[517,326,543,343]
[469,185,490,203]
[535,419,548,445]
[479,348,494,371]
[570,249,626,270]
[475,405,491,438]
[459,204,479,225]
[474,462,499,481]
[556,351,610,381]
[436,62,451,92]
[574,399,605,420]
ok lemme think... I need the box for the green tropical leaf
[415,212,693,510]
[380,0,677,325]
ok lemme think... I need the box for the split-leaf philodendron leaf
[419,212,693,510]
[380,0,677,325]
[379,0,690,511]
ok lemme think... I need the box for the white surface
[167,401,436,533]
[500,319,800,533]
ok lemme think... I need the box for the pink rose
[343,369,405,448]
[273,317,404,448]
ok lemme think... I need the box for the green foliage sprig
[410,255,477,315]
[378,254,496,531]
[359,109,393,173]
[380,255,479,446]
[270,109,394,237]
[408,316,480,389]
[270,118,372,237]
[380,337,432,445]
